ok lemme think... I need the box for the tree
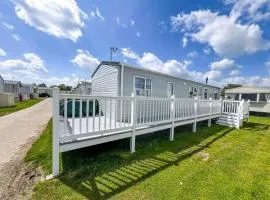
[58,84,66,91]
[38,83,47,87]
[65,86,72,91]
[58,84,72,91]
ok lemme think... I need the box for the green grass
[0,98,44,117]
[27,116,270,200]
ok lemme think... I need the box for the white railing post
[247,100,250,123]
[220,98,223,115]
[52,87,60,177]
[236,99,244,129]
[208,97,212,127]
[170,95,175,141]
[192,97,197,133]
[130,93,136,153]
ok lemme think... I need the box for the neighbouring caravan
[0,75,4,93]
[225,86,270,113]
[91,61,221,122]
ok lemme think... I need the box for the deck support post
[130,93,136,153]
[208,97,212,127]
[52,87,60,177]
[192,97,197,133]
[170,95,175,141]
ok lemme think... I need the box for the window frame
[133,75,152,97]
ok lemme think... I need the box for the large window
[259,94,266,102]
[242,93,257,101]
[135,76,152,97]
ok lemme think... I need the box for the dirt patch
[0,158,44,200]
[196,151,210,161]
[0,99,51,200]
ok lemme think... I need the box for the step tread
[216,122,237,128]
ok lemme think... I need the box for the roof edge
[91,61,221,89]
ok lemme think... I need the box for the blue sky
[0,0,270,87]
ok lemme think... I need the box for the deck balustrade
[52,88,250,177]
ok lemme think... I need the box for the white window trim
[133,75,152,97]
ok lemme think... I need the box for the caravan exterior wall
[92,64,121,121]
[92,63,221,123]
[122,66,220,99]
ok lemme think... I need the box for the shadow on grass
[242,122,269,132]
[58,123,234,200]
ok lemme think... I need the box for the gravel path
[0,98,52,199]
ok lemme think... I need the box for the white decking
[51,88,250,177]
[62,116,131,136]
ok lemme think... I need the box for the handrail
[52,87,250,177]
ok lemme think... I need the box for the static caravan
[72,81,92,95]
[225,86,270,113]
[91,61,221,99]
[19,84,34,99]
[3,80,21,94]
[91,61,221,123]
[0,75,4,93]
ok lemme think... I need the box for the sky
[0,0,270,87]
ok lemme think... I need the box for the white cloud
[171,8,270,57]
[0,53,48,73]
[12,0,88,42]
[45,75,80,86]
[187,51,198,58]
[136,32,141,37]
[182,37,188,48]
[2,22,14,30]
[230,69,240,76]
[226,0,270,22]
[120,48,270,87]
[120,48,202,82]
[209,58,240,70]
[130,19,135,26]
[116,17,127,28]
[0,72,80,86]
[120,48,140,60]
[0,48,7,56]
[205,70,221,80]
[138,53,193,77]
[223,75,270,87]
[71,49,99,72]
[12,34,21,41]
[90,7,105,21]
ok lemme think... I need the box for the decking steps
[216,113,238,128]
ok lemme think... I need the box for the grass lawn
[0,98,44,117]
[26,116,270,200]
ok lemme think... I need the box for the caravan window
[135,76,152,97]
[204,88,208,99]
[167,82,174,97]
